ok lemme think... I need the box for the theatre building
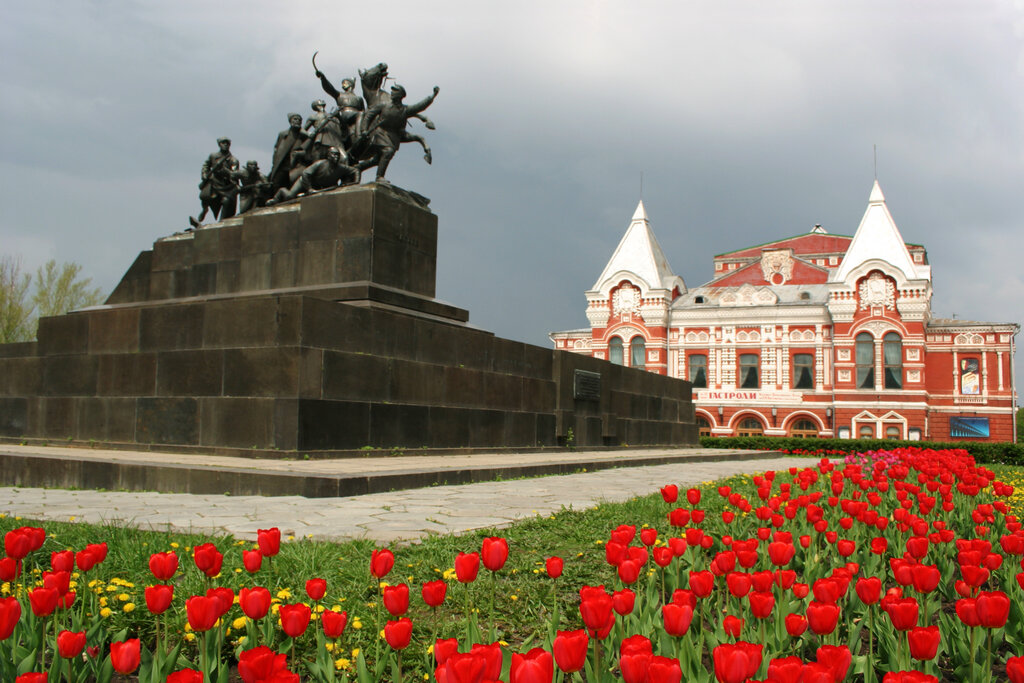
[550,181,1019,442]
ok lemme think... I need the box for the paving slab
[0,456,816,543]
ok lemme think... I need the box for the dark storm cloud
[2,1,1021,391]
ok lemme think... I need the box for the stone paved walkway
[0,456,815,543]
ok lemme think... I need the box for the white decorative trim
[612,284,641,316]
[906,348,920,361]
[760,249,794,285]
[859,272,895,311]
[838,369,851,382]
[906,370,920,383]
[837,349,851,361]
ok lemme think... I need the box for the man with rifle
[190,137,239,228]
[233,160,271,214]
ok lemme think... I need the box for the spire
[832,181,928,283]
[592,201,681,292]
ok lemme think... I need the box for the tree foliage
[0,256,104,343]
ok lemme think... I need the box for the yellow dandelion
[123,603,136,613]
[100,607,113,618]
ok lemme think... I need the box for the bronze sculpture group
[189,57,439,229]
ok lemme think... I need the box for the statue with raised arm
[313,53,365,157]
[190,137,239,228]
[361,83,440,182]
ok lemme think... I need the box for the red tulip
[611,524,637,545]
[662,602,694,636]
[321,609,348,639]
[56,629,86,659]
[279,603,312,638]
[784,613,807,637]
[242,550,262,573]
[647,655,682,683]
[42,570,70,596]
[723,615,744,638]
[28,586,59,617]
[166,671,204,683]
[882,672,938,682]
[0,557,20,582]
[545,556,563,579]
[4,529,32,560]
[481,537,509,572]
[1007,656,1024,683]
[976,590,1010,628]
[84,541,106,563]
[816,645,852,682]
[748,591,775,619]
[510,647,553,683]
[661,485,679,503]
[256,527,281,557]
[640,528,658,546]
[908,625,940,660]
[579,587,615,639]
[421,579,447,607]
[620,651,652,683]
[955,598,980,627]
[383,583,410,616]
[433,638,459,666]
[440,652,485,683]
[239,586,272,620]
[690,570,715,597]
[552,629,588,673]
[384,618,413,649]
[768,541,795,567]
[910,565,940,594]
[855,576,882,605]
[148,551,179,580]
[145,584,174,615]
[767,657,803,683]
[238,645,289,683]
[15,675,47,683]
[836,539,856,557]
[885,597,919,631]
[712,642,763,683]
[870,537,888,555]
[470,642,503,680]
[370,548,395,579]
[687,487,702,505]
[0,596,22,640]
[455,552,480,583]
[806,601,840,635]
[726,572,752,598]
[192,543,223,578]
[206,587,234,618]
[50,550,74,573]
[75,547,99,572]
[186,595,221,632]
[305,578,327,601]
[610,585,634,618]
[617,559,641,584]
[110,638,141,674]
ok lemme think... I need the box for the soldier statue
[233,160,270,214]
[362,83,440,182]
[190,137,239,228]
[266,147,360,205]
[268,113,309,193]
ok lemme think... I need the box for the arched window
[885,424,902,439]
[737,417,764,436]
[739,354,759,388]
[696,416,711,437]
[883,332,902,389]
[608,337,623,365]
[689,354,708,388]
[630,336,646,369]
[790,419,819,438]
[792,353,814,389]
[858,423,876,439]
[856,333,875,389]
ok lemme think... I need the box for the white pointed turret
[592,200,681,292]
[832,180,930,284]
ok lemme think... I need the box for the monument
[0,59,696,454]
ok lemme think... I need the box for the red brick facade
[551,184,1019,442]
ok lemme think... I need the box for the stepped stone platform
[0,443,778,498]
[0,183,697,452]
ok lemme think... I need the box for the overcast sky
[2,1,1022,393]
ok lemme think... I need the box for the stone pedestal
[0,184,696,453]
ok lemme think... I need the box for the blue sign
[950,417,990,439]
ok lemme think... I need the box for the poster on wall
[959,358,980,395]
[949,416,989,438]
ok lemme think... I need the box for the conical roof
[832,181,928,283]
[592,201,680,291]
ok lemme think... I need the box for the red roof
[716,233,853,259]
[708,258,830,287]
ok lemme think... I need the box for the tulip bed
[1,446,1023,683]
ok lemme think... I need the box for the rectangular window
[688,354,708,388]
[959,358,980,395]
[739,354,759,389]
[792,353,814,389]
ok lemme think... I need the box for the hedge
[698,435,1024,466]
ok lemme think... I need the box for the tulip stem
[866,607,874,683]
[986,630,993,683]
[968,626,975,683]
[489,570,497,642]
